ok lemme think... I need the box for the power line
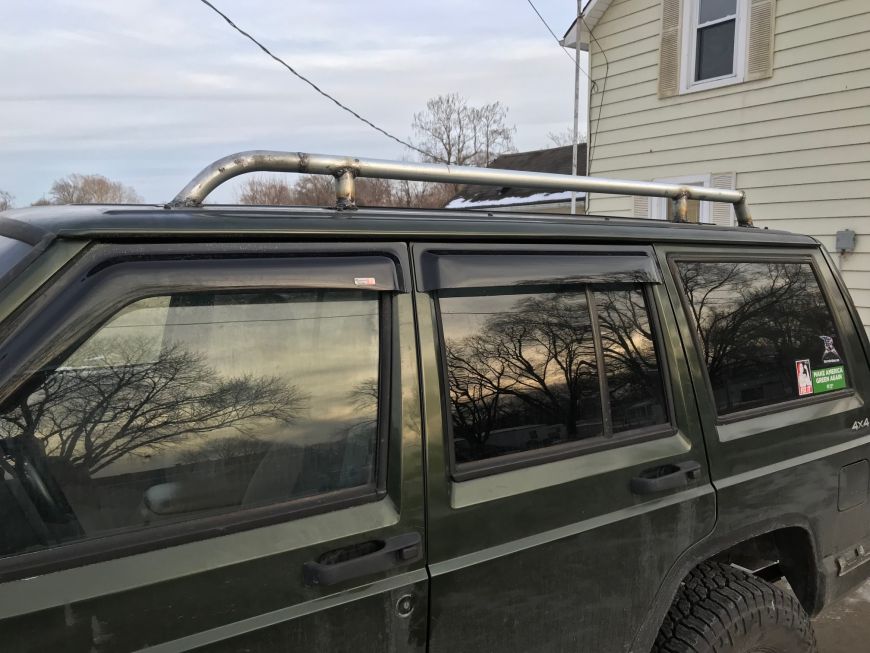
[582,15,609,166]
[196,0,437,161]
[523,0,592,85]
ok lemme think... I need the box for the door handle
[630,460,701,495]
[303,532,421,587]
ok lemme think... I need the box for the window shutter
[658,0,683,98]
[709,173,736,226]
[746,0,776,81]
[633,195,650,218]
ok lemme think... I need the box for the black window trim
[0,243,405,582]
[433,280,676,482]
[668,251,856,425]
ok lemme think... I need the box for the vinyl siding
[586,0,870,328]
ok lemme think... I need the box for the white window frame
[680,0,748,94]
[651,174,712,223]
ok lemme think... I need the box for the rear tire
[652,561,817,653]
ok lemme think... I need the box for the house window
[681,0,747,93]
[651,174,712,223]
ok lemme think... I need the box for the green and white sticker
[812,365,846,393]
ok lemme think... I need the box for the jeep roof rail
[170,150,754,227]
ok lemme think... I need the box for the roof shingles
[446,144,587,209]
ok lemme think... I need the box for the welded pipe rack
[170,150,753,227]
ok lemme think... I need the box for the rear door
[660,245,870,602]
[0,241,426,652]
[414,243,716,652]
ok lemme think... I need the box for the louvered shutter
[658,0,683,97]
[633,195,650,219]
[747,0,776,81]
[709,173,736,226]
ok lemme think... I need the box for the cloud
[0,0,587,205]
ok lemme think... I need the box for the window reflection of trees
[442,291,603,463]
[0,292,382,557]
[595,288,668,433]
[0,336,308,550]
[678,261,841,413]
[0,337,304,476]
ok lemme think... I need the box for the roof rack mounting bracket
[169,150,754,227]
[673,192,688,223]
[334,169,357,211]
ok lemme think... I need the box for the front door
[0,241,426,652]
[414,242,715,652]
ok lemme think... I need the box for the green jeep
[0,151,867,652]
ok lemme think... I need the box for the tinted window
[677,261,848,415]
[0,289,381,557]
[439,285,668,468]
[695,19,735,80]
[699,0,736,23]
[596,288,669,433]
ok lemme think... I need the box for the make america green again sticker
[812,365,846,394]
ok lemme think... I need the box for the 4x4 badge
[852,418,869,431]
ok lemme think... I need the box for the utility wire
[196,0,438,161]
[524,0,592,85]
[582,15,609,166]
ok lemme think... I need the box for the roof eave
[561,0,610,52]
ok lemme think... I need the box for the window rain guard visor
[419,250,662,291]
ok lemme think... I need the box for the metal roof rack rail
[170,150,753,227]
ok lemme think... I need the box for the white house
[563,0,870,328]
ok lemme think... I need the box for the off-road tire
[652,561,817,653]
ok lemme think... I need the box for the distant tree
[31,198,52,206]
[237,174,424,208]
[391,179,454,209]
[237,177,294,205]
[289,175,394,207]
[48,174,142,204]
[411,93,515,166]
[546,127,585,148]
[0,191,13,211]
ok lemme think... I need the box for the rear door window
[675,260,848,416]
[438,283,669,471]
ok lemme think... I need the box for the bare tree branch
[0,337,306,475]
[47,174,142,204]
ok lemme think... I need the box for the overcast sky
[1,1,588,205]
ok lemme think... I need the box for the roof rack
[170,150,753,227]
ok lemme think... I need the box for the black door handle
[630,460,701,495]
[303,532,421,587]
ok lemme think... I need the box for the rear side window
[0,289,383,558]
[438,284,668,469]
[676,260,848,416]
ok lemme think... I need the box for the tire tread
[651,562,817,653]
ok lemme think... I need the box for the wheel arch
[630,517,825,652]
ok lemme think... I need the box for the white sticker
[354,277,376,286]
[795,359,813,396]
